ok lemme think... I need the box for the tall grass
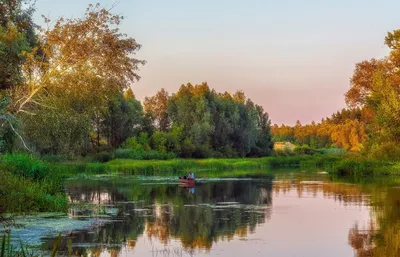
[114,148,176,160]
[105,156,312,175]
[0,233,65,257]
[0,154,68,214]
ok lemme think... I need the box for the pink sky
[35,0,397,125]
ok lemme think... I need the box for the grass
[0,233,67,257]
[4,151,396,217]
[0,170,68,215]
[0,155,69,215]
[298,154,400,177]
[105,156,315,175]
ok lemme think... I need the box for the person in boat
[179,171,194,180]
[188,171,195,180]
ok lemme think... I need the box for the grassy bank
[4,152,398,216]
[104,156,314,175]
[0,155,69,215]
[298,154,400,177]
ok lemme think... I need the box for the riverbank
[0,154,323,215]
[0,155,68,215]
[2,153,399,216]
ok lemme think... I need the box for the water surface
[5,171,399,257]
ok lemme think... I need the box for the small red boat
[179,178,195,185]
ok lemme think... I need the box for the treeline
[95,83,272,159]
[0,1,273,159]
[272,108,369,152]
[273,28,400,160]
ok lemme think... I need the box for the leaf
[50,233,62,257]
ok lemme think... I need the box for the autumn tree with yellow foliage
[2,3,145,154]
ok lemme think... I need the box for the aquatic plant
[0,233,64,257]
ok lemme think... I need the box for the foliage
[0,0,37,90]
[143,88,170,131]
[0,154,68,214]
[7,4,145,155]
[368,142,400,161]
[0,154,51,180]
[114,148,176,160]
[100,93,144,149]
[272,110,367,151]
[0,170,67,214]
[293,145,320,155]
[342,29,400,157]
[92,151,114,163]
[168,83,273,158]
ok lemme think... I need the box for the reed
[105,156,313,175]
[0,233,63,257]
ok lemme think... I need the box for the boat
[179,178,195,185]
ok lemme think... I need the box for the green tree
[0,0,37,90]
[102,93,144,149]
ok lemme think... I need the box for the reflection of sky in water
[2,173,380,257]
[119,190,371,257]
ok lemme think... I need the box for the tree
[14,3,145,115]
[0,0,37,90]
[102,93,144,149]
[14,4,145,154]
[143,88,170,131]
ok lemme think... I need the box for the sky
[33,0,400,125]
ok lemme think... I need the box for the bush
[293,145,319,155]
[319,148,346,155]
[0,170,68,214]
[92,151,114,163]
[114,148,176,160]
[329,159,375,176]
[41,154,69,163]
[272,148,294,157]
[0,154,50,180]
[150,131,167,152]
[193,144,214,158]
[122,137,144,150]
[368,142,400,161]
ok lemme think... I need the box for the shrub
[368,142,400,161]
[122,137,144,150]
[0,170,68,214]
[41,154,69,163]
[114,148,176,160]
[293,145,319,155]
[150,131,167,152]
[0,154,50,180]
[272,147,294,157]
[92,151,114,163]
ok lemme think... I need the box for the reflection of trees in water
[44,202,146,256]
[349,186,400,257]
[50,179,273,255]
[273,178,400,257]
[146,203,271,250]
[61,178,400,257]
[273,180,369,205]
[348,222,375,257]
[326,181,400,257]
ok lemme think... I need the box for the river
[3,170,398,257]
